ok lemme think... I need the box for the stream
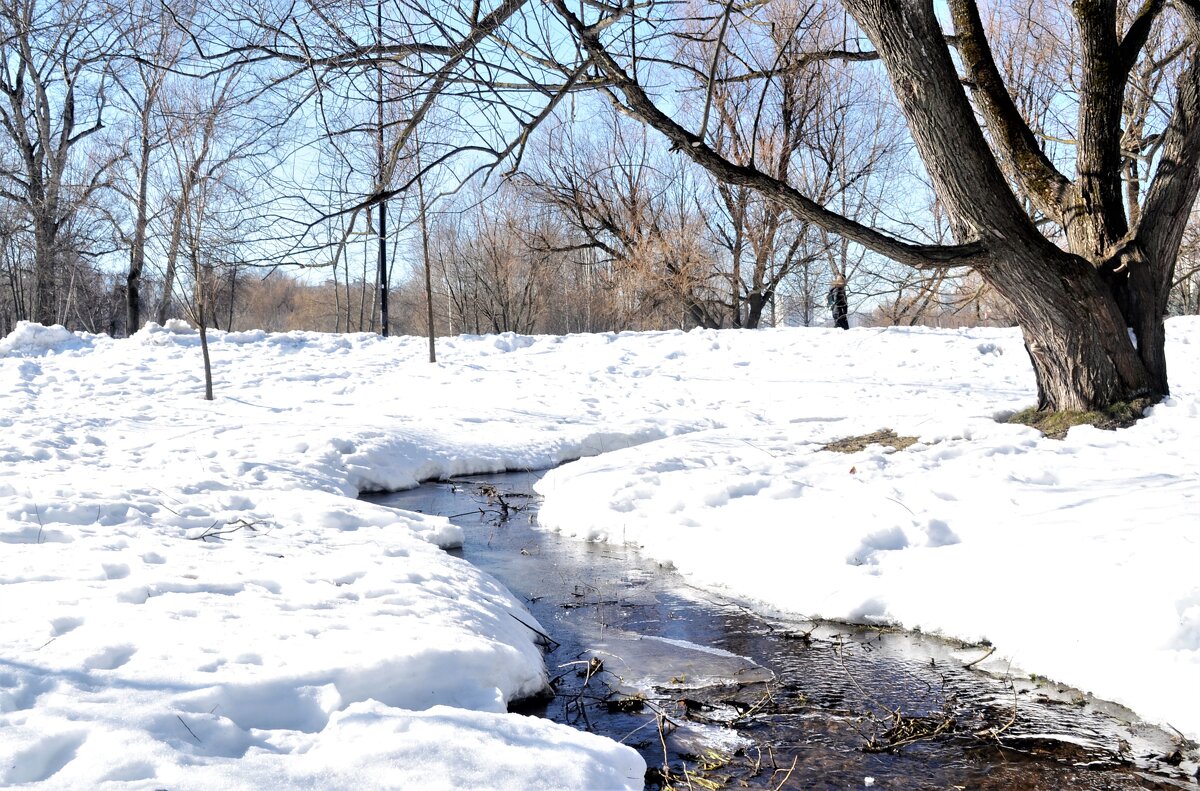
[367,471,1198,790]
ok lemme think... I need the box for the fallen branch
[974,677,1019,741]
[508,612,560,651]
[770,756,799,789]
[964,645,996,669]
[188,518,265,541]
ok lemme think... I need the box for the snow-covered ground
[1,318,1197,788]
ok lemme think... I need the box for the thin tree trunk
[158,201,186,325]
[227,264,237,330]
[344,255,352,332]
[366,212,378,332]
[418,168,436,362]
[127,129,153,335]
[332,253,342,332]
[192,251,214,401]
[730,224,743,328]
[359,248,368,332]
[198,316,213,401]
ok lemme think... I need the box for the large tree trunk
[32,223,58,326]
[986,248,1157,411]
[125,273,141,335]
[744,291,769,329]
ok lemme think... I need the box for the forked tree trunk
[985,250,1159,411]
[744,291,769,329]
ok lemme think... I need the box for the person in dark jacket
[826,276,849,330]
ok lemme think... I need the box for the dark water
[367,472,1198,790]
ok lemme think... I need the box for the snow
[1,318,1199,787]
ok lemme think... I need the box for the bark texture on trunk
[745,291,770,329]
[987,249,1154,410]
[33,240,56,326]
[126,274,141,335]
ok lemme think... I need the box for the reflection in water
[368,472,1197,790]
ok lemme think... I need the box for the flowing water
[367,471,1198,790]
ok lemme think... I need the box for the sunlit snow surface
[1,318,1198,788]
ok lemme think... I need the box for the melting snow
[0,318,1198,788]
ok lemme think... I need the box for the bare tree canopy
[0,0,124,324]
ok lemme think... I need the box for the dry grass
[822,429,919,454]
[1005,397,1156,440]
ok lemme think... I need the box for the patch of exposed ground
[1005,397,1157,440]
[822,429,918,454]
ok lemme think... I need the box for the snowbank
[1,317,1198,788]
[0,322,97,357]
[537,320,1200,738]
[1,322,664,789]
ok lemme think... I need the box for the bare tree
[528,0,1200,410]
[521,114,726,330]
[0,198,30,332]
[111,0,185,334]
[454,183,556,333]
[0,0,124,325]
[159,63,268,398]
[701,4,905,329]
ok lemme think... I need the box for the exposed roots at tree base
[1005,396,1159,439]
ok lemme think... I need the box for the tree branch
[1120,0,1168,74]
[948,0,1073,223]
[549,0,990,271]
[1071,0,1130,249]
[1136,21,1200,280]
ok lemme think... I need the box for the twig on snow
[188,518,265,541]
[177,714,202,743]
